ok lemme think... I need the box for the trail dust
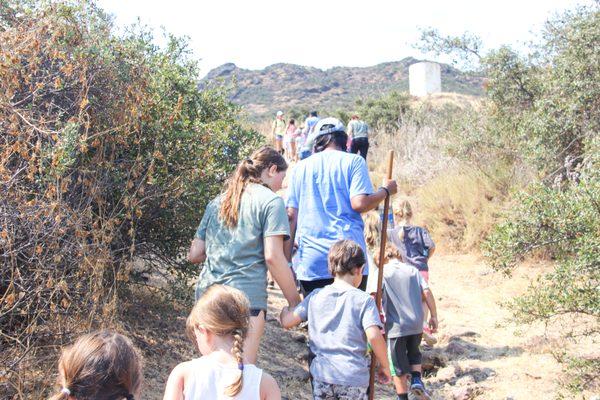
[125,254,567,399]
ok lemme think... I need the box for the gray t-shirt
[195,184,290,310]
[368,259,428,338]
[389,226,435,271]
[294,282,382,387]
[348,120,369,139]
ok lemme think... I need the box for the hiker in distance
[298,110,319,160]
[271,111,286,154]
[188,146,301,363]
[347,113,370,160]
[285,117,398,296]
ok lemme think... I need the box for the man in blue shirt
[299,111,320,160]
[286,117,397,295]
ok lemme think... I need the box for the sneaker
[410,376,431,400]
[422,331,437,346]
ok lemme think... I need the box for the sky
[98,0,589,76]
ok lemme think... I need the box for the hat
[313,117,346,138]
[276,110,283,116]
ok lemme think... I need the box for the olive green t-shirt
[195,183,290,310]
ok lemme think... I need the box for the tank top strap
[239,364,263,399]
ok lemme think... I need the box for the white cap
[276,110,283,116]
[313,117,346,138]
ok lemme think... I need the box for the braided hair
[187,285,250,397]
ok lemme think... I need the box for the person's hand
[382,178,398,196]
[376,364,392,384]
[428,316,438,333]
[279,306,289,324]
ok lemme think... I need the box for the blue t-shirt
[286,150,374,280]
[294,282,382,387]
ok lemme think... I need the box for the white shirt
[184,355,263,400]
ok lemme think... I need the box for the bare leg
[243,312,265,364]
[393,374,410,395]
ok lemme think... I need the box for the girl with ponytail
[163,285,281,400]
[188,146,301,363]
[50,330,142,400]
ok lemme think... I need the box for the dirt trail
[132,253,567,399]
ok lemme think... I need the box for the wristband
[379,186,390,198]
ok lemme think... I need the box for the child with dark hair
[50,330,142,400]
[280,239,391,400]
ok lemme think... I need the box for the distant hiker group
[48,119,439,400]
[272,110,371,162]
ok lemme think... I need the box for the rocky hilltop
[200,57,485,119]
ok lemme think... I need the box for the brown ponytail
[49,330,142,400]
[219,146,287,228]
[187,285,250,397]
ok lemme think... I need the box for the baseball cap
[276,110,283,116]
[313,117,346,138]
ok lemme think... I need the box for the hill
[200,57,485,119]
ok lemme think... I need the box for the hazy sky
[98,0,588,76]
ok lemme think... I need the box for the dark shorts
[299,275,368,296]
[388,334,423,376]
[350,137,369,160]
[249,308,266,320]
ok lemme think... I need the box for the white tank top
[184,356,263,400]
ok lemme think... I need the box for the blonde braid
[224,328,245,397]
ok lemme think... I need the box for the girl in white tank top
[162,285,281,400]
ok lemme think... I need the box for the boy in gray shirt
[280,239,391,400]
[368,243,438,400]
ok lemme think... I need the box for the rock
[291,333,306,343]
[456,375,476,386]
[435,365,461,382]
[452,385,474,400]
[422,348,448,370]
[446,340,470,356]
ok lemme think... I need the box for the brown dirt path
[129,253,575,399]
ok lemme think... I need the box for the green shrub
[0,1,261,395]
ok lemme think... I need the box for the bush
[420,5,599,388]
[0,1,261,395]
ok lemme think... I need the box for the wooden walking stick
[368,150,394,400]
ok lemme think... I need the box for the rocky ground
[126,254,596,399]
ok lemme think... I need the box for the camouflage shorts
[312,380,368,400]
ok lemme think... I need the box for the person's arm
[284,207,298,261]
[162,363,187,400]
[279,305,303,329]
[365,326,391,384]
[260,372,282,400]
[264,235,301,307]
[187,238,206,264]
[350,180,397,213]
[427,247,436,260]
[423,288,438,333]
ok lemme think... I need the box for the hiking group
[49,117,438,400]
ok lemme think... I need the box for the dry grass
[409,167,505,252]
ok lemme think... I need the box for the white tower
[409,62,442,97]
